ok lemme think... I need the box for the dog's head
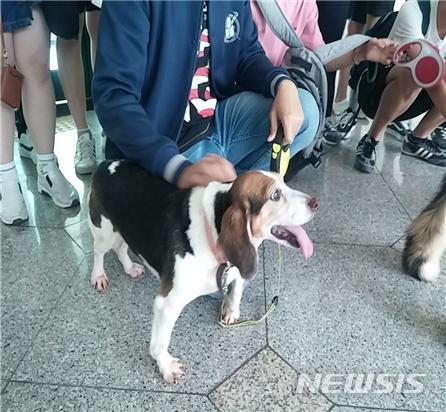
[217,171,318,280]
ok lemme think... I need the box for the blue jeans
[182,89,319,172]
[1,1,40,32]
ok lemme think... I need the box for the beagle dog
[88,160,318,384]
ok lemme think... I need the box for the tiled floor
[1,113,445,412]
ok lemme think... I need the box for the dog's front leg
[150,288,198,384]
[221,266,244,325]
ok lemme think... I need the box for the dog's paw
[92,274,109,292]
[126,263,145,278]
[419,261,441,282]
[221,300,240,325]
[161,358,187,384]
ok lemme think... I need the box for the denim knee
[290,89,320,156]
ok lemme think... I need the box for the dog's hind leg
[89,215,120,291]
[113,241,145,279]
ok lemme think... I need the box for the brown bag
[1,19,24,110]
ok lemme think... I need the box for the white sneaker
[74,131,96,175]
[37,161,79,208]
[0,173,29,225]
[18,132,37,165]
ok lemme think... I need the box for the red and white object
[393,39,445,89]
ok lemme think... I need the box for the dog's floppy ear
[218,204,258,279]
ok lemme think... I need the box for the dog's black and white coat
[88,160,318,383]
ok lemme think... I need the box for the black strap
[418,0,431,36]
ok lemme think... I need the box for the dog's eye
[270,189,281,202]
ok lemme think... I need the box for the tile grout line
[267,346,336,408]
[1,254,89,395]
[378,172,413,221]
[206,394,223,412]
[63,226,90,255]
[205,345,267,397]
[335,402,437,412]
[6,379,207,398]
[261,243,270,347]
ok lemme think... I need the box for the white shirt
[389,0,446,58]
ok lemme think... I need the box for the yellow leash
[218,244,282,328]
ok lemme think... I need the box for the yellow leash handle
[270,125,290,178]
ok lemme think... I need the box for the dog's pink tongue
[286,226,313,259]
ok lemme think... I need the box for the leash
[217,131,288,328]
[218,244,282,328]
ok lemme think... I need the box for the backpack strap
[256,0,303,49]
[314,34,371,65]
[418,0,431,36]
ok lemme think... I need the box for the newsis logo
[296,373,426,394]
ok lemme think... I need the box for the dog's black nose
[307,197,319,211]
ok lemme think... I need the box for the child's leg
[368,66,421,140]
[0,30,29,225]
[14,7,79,208]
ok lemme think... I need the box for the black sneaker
[336,107,357,135]
[354,134,378,173]
[386,120,411,142]
[431,122,446,150]
[402,134,446,166]
[322,118,344,145]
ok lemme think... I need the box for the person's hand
[360,38,398,65]
[267,79,303,145]
[177,154,237,189]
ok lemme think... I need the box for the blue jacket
[92,1,289,185]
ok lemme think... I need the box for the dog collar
[216,262,234,294]
[203,213,233,292]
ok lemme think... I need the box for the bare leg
[13,7,55,155]
[86,10,100,69]
[426,81,446,120]
[369,66,421,140]
[56,13,88,130]
[364,14,380,31]
[0,32,16,164]
[413,107,446,138]
[335,20,364,104]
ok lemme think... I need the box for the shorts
[40,1,99,39]
[1,1,40,33]
[349,1,395,24]
[358,64,433,121]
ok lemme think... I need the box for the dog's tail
[402,174,446,282]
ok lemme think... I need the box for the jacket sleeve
[92,1,191,185]
[236,1,290,98]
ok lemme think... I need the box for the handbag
[1,19,24,110]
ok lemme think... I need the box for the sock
[0,161,19,183]
[366,134,379,146]
[77,128,91,137]
[408,133,426,144]
[37,153,57,175]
